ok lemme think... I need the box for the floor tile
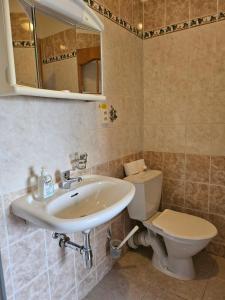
[84,248,225,300]
[141,285,186,300]
[203,278,225,300]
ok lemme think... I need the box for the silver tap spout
[59,170,82,189]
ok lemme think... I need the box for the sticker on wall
[99,103,109,124]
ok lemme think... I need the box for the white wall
[0,15,143,195]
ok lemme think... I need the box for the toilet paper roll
[124,159,147,176]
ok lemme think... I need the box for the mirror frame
[0,0,106,102]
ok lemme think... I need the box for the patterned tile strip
[12,0,225,45]
[84,0,225,40]
[84,0,143,38]
[144,14,219,39]
[42,51,77,64]
[13,40,35,48]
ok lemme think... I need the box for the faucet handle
[59,170,82,189]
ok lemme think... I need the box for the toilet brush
[117,225,139,249]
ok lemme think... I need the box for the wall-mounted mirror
[0,0,105,101]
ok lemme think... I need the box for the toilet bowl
[124,169,217,280]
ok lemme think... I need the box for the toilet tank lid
[124,170,162,184]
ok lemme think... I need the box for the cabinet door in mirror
[35,10,102,94]
[9,0,38,88]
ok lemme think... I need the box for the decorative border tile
[84,0,225,40]
[218,11,225,21]
[144,13,221,40]
[12,40,35,48]
[42,51,77,64]
[190,14,217,28]
[12,3,225,48]
[84,0,143,38]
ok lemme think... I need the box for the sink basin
[11,175,135,233]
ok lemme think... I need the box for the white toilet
[125,170,217,280]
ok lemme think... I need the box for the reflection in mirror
[35,10,101,94]
[9,0,102,95]
[9,0,38,88]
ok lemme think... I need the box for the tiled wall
[0,12,143,300]
[144,0,225,31]
[143,151,225,257]
[143,20,225,256]
[10,12,33,41]
[0,153,139,300]
[40,29,100,62]
[96,0,143,29]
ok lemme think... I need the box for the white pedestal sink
[12,175,135,233]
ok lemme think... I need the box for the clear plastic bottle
[38,167,55,199]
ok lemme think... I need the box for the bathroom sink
[11,175,135,233]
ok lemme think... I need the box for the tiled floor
[85,248,225,300]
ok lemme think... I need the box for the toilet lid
[152,209,217,240]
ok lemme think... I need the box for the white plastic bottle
[38,167,55,199]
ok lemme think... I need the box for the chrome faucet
[59,170,82,189]
[59,152,88,189]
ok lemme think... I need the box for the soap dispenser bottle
[38,167,54,199]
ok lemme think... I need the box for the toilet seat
[145,209,217,240]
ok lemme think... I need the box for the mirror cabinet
[0,0,105,101]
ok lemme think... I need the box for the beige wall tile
[144,125,164,152]
[161,92,187,124]
[186,124,212,155]
[144,92,164,125]
[10,13,33,41]
[101,0,119,16]
[10,230,47,291]
[120,0,133,24]
[185,182,209,212]
[211,156,225,186]
[133,0,143,28]
[214,52,225,92]
[163,153,185,180]
[1,247,13,299]
[210,185,225,215]
[209,214,225,243]
[161,125,186,153]
[166,0,189,25]
[144,0,165,31]
[211,124,225,156]
[111,213,125,241]
[123,153,136,164]
[219,0,225,11]
[108,158,125,178]
[15,273,50,300]
[190,0,217,19]
[163,178,185,206]
[183,208,210,220]
[95,226,111,266]
[207,242,225,258]
[186,154,210,183]
[149,151,164,170]
[91,162,110,176]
